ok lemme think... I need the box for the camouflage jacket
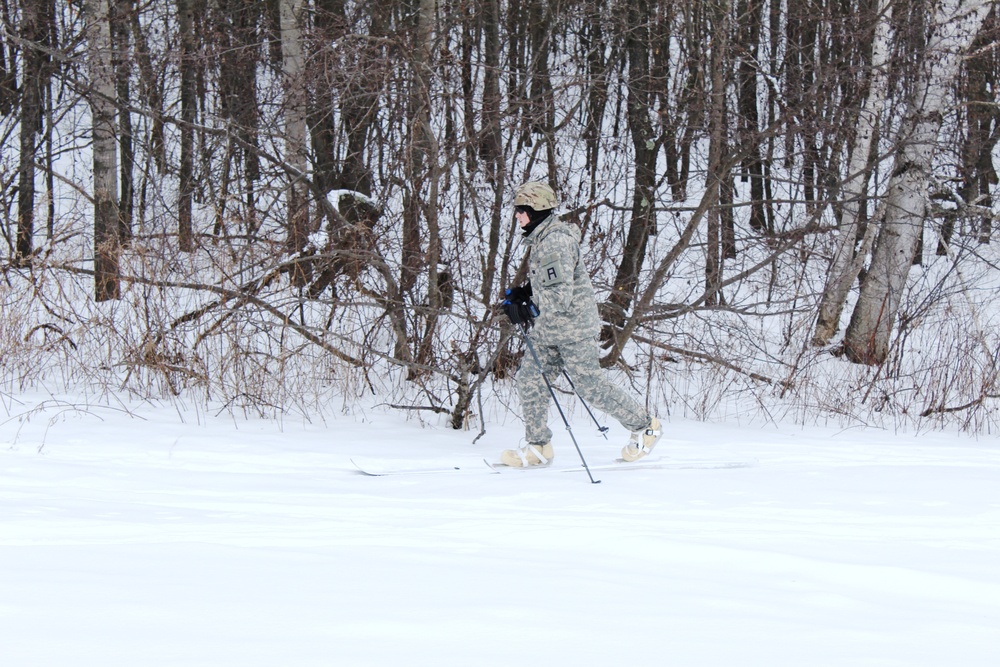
[523,214,601,346]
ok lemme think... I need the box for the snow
[2,394,999,666]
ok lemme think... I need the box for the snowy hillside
[2,394,998,666]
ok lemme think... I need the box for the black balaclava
[516,205,552,237]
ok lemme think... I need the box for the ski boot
[500,442,554,467]
[621,417,662,462]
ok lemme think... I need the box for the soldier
[500,181,662,467]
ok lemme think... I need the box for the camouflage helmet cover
[513,181,558,210]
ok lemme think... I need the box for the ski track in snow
[1,395,999,666]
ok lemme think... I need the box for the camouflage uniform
[517,211,651,446]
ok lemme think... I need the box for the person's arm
[533,232,579,317]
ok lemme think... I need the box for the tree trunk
[603,0,656,332]
[812,0,893,347]
[85,0,121,301]
[705,0,731,306]
[128,2,165,173]
[214,0,262,235]
[581,0,608,189]
[308,0,340,197]
[401,0,437,297]
[338,3,384,197]
[843,0,992,365]
[526,0,557,181]
[947,6,1000,249]
[671,1,707,203]
[16,0,53,264]
[279,0,310,285]
[0,24,16,115]
[480,0,505,304]
[413,0,443,371]
[736,0,768,233]
[177,0,195,251]
[112,0,133,243]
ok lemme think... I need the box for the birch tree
[812,0,893,347]
[843,0,993,365]
[279,0,310,285]
[84,0,121,301]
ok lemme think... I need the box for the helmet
[513,182,558,210]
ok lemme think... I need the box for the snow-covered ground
[2,393,998,666]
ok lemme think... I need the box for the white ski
[487,456,757,473]
[351,457,498,476]
[352,456,755,477]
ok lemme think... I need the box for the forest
[2,0,999,432]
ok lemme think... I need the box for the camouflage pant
[517,337,651,445]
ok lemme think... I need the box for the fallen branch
[631,333,793,389]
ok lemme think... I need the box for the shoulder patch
[536,252,565,287]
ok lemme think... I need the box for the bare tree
[279,0,310,285]
[411,0,445,371]
[176,0,196,251]
[127,0,166,174]
[84,0,121,301]
[15,0,54,264]
[735,0,770,233]
[0,13,16,115]
[602,0,659,334]
[812,0,893,347]
[112,0,134,241]
[478,0,508,305]
[9,0,1000,430]
[211,0,264,236]
[944,5,1000,248]
[704,0,732,306]
[843,0,993,365]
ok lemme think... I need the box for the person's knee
[516,369,544,394]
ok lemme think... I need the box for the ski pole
[557,369,609,439]
[517,323,600,484]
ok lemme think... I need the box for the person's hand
[502,284,538,328]
[505,282,532,303]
